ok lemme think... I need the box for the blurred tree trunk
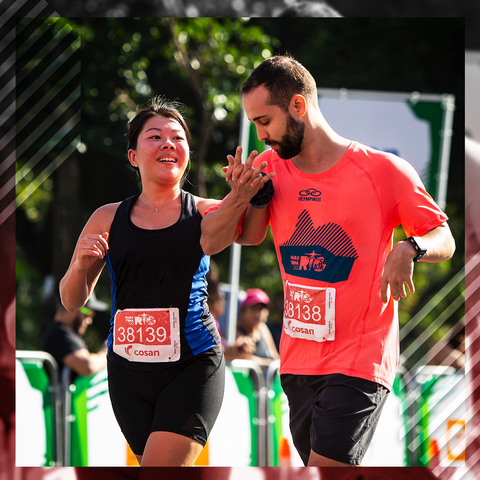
[52,156,80,292]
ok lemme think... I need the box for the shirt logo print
[298,188,322,202]
[280,210,357,283]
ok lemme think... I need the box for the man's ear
[291,94,307,117]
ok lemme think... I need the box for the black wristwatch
[405,236,427,262]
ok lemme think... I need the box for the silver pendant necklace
[137,194,179,212]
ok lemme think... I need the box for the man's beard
[72,315,83,334]
[267,114,305,159]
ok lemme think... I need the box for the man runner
[200,54,455,466]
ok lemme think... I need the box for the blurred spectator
[267,292,285,351]
[206,263,227,345]
[426,323,465,370]
[278,1,342,17]
[224,288,279,368]
[207,281,227,322]
[41,292,109,381]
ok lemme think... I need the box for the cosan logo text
[291,325,315,335]
[298,188,322,202]
[125,345,159,357]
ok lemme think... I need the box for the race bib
[283,281,335,342]
[113,308,180,362]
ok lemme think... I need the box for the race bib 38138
[283,281,335,342]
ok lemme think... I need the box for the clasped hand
[224,146,275,201]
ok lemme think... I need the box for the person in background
[206,263,227,346]
[426,323,465,371]
[41,291,109,381]
[224,288,280,368]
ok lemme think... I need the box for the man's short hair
[278,1,342,18]
[241,55,318,112]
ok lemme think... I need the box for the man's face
[243,85,305,159]
[72,312,93,336]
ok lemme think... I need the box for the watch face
[412,236,427,253]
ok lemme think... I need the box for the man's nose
[256,126,268,142]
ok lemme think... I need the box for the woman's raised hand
[75,232,109,271]
[224,146,275,191]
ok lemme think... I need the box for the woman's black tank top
[105,190,221,370]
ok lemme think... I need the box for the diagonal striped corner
[0,0,82,228]
[397,266,467,471]
[398,253,479,476]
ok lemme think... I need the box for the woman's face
[128,114,189,186]
[241,303,269,329]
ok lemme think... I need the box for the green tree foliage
[16,18,464,370]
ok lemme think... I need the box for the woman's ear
[128,149,137,167]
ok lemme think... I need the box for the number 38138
[284,301,322,323]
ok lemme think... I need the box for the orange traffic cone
[279,436,292,466]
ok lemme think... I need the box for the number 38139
[117,326,167,343]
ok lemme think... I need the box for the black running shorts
[107,348,225,455]
[281,373,389,465]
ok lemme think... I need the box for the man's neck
[292,117,350,174]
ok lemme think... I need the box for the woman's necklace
[137,194,179,212]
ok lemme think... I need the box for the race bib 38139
[113,308,180,362]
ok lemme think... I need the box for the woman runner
[60,97,270,467]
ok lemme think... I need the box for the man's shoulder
[350,141,417,177]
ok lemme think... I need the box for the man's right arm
[236,204,271,246]
[63,343,108,377]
